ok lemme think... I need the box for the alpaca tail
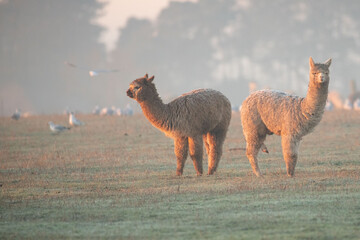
[261,143,269,154]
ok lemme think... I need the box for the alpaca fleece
[127,74,231,176]
[241,57,332,177]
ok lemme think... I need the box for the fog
[1,0,360,116]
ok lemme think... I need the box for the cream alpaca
[127,74,231,176]
[241,57,332,177]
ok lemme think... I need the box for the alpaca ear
[324,58,332,67]
[144,73,149,79]
[309,57,315,68]
[147,75,154,83]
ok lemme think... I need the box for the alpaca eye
[134,86,140,90]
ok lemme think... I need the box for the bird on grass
[325,100,334,111]
[344,98,353,110]
[69,112,85,126]
[93,105,100,115]
[123,104,133,116]
[11,109,21,120]
[48,121,70,134]
[100,107,115,116]
[354,98,360,111]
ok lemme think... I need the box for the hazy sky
[2,0,358,116]
[95,0,198,52]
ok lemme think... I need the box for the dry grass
[0,110,359,239]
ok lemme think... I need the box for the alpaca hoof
[254,171,262,177]
[207,168,216,175]
[176,170,183,176]
[286,169,295,177]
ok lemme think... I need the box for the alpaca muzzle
[318,77,328,84]
[126,89,134,98]
[318,73,328,83]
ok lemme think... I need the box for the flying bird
[69,112,85,126]
[64,61,118,77]
[48,121,70,134]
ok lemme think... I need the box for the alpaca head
[309,57,332,85]
[127,74,156,102]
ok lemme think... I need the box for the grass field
[0,110,359,239]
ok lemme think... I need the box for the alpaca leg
[174,137,189,176]
[207,129,227,175]
[281,136,300,177]
[245,134,266,177]
[246,142,262,177]
[213,130,227,172]
[203,134,210,156]
[188,136,204,176]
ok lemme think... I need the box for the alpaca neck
[302,81,328,117]
[139,93,170,131]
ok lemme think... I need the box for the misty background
[1,0,360,116]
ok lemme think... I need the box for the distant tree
[111,0,239,103]
[217,0,360,96]
[0,0,106,115]
[111,0,360,106]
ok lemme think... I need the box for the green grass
[0,111,359,239]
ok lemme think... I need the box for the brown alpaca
[127,74,232,176]
[241,57,332,177]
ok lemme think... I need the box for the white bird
[93,105,100,115]
[344,98,353,110]
[22,112,33,118]
[100,107,114,116]
[69,112,85,126]
[65,61,118,77]
[325,100,334,111]
[100,108,108,116]
[11,109,21,120]
[116,108,122,116]
[123,104,133,116]
[89,70,118,77]
[48,121,70,133]
[354,98,360,111]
